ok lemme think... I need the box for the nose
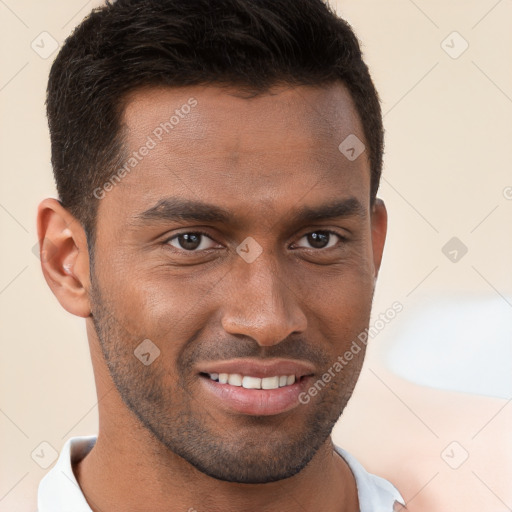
[221,252,308,347]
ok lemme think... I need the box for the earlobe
[36,198,92,318]
[371,198,388,279]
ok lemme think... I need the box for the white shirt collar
[334,445,405,511]
[38,436,405,511]
[37,436,96,512]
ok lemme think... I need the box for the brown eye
[167,232,217,251]
[295,231,341,250]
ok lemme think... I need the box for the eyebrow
[135,196,366,227]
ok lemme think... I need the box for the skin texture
[37,82,387,512]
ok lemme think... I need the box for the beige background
[1,0,511,510]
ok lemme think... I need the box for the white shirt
[37,436,405,511]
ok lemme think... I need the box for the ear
[370,198,387,279]
[36,198,91,318]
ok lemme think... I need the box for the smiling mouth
[200,372,305,390]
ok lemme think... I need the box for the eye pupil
[179,233,201,250]
[308,232,330,249]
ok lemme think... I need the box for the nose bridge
[221,248,307,346]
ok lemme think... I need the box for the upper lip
[197,358,316,379]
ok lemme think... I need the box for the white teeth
[207,372,297,388]
[261,376,280,389]
[228,373,243,386]
[242,376,261,389]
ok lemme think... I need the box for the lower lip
[199,375,313,416]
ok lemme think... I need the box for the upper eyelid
[296,229,346,239]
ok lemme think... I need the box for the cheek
[288,258,375,350]
[101,263,220,355]
[292,243,375,302]
[312,284,373,351]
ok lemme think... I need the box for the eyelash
[164,230,218,251]
[163,229,347,253]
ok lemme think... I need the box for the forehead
[102,83,370,226]
[122,82,365,159]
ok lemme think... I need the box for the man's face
[88,83,385,483]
